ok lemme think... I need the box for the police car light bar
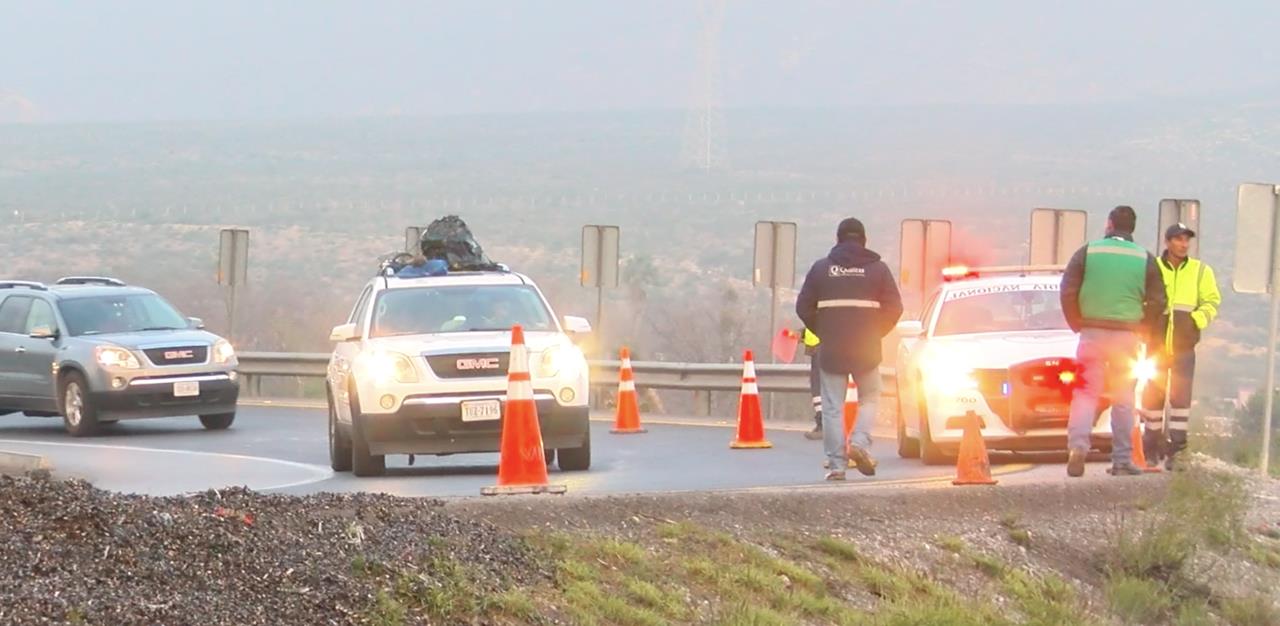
[942,264,1065,281]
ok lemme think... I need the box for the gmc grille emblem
[457,357,501,371]
[165,350,195,360]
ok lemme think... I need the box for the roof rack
[55,276,127,287]
[0,281,48,291]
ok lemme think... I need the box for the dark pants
[1141,349,1196,456]
[809,352,822,428]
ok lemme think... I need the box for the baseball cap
[1164,223,1196,240]
[836,217,866,243]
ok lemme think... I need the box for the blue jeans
[819,365,880,470]
[1068,328,1138,464]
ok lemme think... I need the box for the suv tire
[557,434,591,471]
[328,389,353,472]
[348,382,386,477]
[199,412,235,430]
[59,372,101,437]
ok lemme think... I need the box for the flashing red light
[941,265,978,281]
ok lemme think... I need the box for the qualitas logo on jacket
[828,266,866,277]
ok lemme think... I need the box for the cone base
[730,440,773,449]
[481,483,568,496]
[1142,467,1163,474]
[952,478,998,486]
[611,428,648,434]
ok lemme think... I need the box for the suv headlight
[538,345,585,379]
[96,346,141,370]
[357,350,419,384]
[213,339,236,365]
[921,350,976,394]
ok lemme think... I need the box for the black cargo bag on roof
[420,215,501,271]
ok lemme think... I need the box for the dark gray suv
[0,277,240,436]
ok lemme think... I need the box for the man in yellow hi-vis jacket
[802,328,824,440]
[1140,223,1221,470]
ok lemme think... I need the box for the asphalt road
[0,406,1059,497]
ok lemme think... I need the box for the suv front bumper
[88,373,240,420]
[357,392,589,456]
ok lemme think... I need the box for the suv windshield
[933,287,1067,336]
[371,285,555,338]
[58,294,189,336]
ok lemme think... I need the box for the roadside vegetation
[354,461,1279,625]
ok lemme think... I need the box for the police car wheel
[328,389,353,472]
[543,447,556,467]
[557,434,591,472]
[919,413,953,466]
[896,392,920,459]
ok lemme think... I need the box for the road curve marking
[0,438,334,493]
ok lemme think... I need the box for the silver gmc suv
[0,277,240,436]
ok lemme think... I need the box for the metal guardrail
[236,352,896,412]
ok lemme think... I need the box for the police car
[325,261,592,477]
[894,266,1118,464]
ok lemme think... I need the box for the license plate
[173,381,200,398]
[460,400,501,422]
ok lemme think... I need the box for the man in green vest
[802,328,824,440]
[1060,206,1168,477]
[1140,223,1221,471]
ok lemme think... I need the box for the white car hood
[371,330,565,355]
[924,331,1078,369]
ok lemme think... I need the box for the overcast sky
[2,1,1278,123]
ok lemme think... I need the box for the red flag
[771,328,799,364]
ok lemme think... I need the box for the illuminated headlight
[538,345,585,379]
[213,339,236,365]
[1132,357,1157,383]
[921,351,976,394]
[356,350,418,384]
[95,346,141,370]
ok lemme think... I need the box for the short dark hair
[1108,206,1136,234]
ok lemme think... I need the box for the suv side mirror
[187,317,205,330]
[29,326,58,340]
[562,316,592,334]
[330,323,360,342]
[896,320,924,337]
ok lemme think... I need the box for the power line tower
[681,0,727,171]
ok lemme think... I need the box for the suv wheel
[60,373,101,437]
[896,387,920,459]
[557,434,591,471]
[199,412,235,430]
[348,382,385,477]
[328,390,353,472]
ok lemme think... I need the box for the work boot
[848,446,878,477]
[804,423,823,441]
[1107,462,1145,476]
[825,469,846,481]
[1067,448,1087,477]
[1141,432,1165,468]
[1164,452,1177,472]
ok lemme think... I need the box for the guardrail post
[692,390,711,416]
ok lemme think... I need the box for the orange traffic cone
[1131,424,1162,473]
[612,347,646,434]
[843,376,859,465]
[952,411,997,486]
[731,350,772,449]
[482,325,567,496]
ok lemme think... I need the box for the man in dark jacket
[797,218,904,480]
[1060,206,1167,478]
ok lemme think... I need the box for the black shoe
[804,426,824,441]
[1164,453,1177,472]
[1067,448,1087,477]
[1107,462,1144,476]
[848,447,878,477]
